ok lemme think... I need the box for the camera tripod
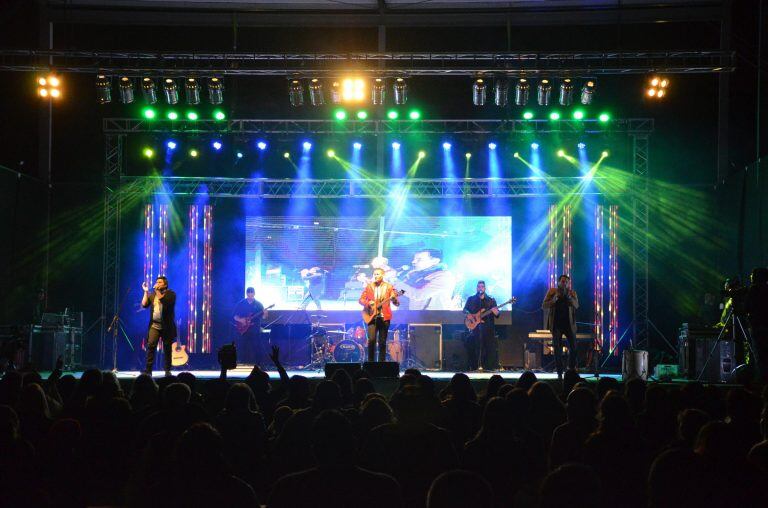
[696,307,757,382]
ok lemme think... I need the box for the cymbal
[326,330,349,335]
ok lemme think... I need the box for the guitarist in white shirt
[232,287,268,365]
[462,281,499,371]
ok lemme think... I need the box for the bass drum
[331,339,365,363]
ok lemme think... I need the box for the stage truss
[101,117,654,361]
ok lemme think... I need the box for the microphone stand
[107,286,133,372]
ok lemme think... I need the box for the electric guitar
[233,304,275,335]
[464,297,517,331]
[361,289,405,325]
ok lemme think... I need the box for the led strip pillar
[186,205,199,353]
[609,205,619,355]
[593,205,605,353]
[201,205,213,353]
[547,204,558,289]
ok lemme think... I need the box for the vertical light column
[609,205,619,355]
[593,205,604,353]
[143,204,153,286]
[562,205,573,278]
[201,205,213,353]
[547,204,558,289]
[158,205,169,276]
[186,205,199,353]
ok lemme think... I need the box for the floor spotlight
[581,80,595,105]
[95,74,111,104]
[141,77,157,104]
[472,78,487,106]
[537,79,552,106]
[559,78,574,106]
[393,78,408,105]
[163,78,179,105]
[289,79,304,107]
[309,78,325,106]
[494,77,509,107]
[514,78,530,106]
[207,77,224,105]
[185,78,200,105]
[372,78,385,105]
[118,77,134,104]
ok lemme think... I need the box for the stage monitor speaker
[622,350,649,381]
[362,361,400,378]
[28,330,68,371]
[499,336,523,369]
[693,339,735,382]
[324,362,361,379]
[442,338,468,372]
[408,324,442,370]
[524,341,543,370]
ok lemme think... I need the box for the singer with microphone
[542,274,580,380]
[141,275,177,376]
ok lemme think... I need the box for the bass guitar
[234,304,275,335]
[464,297,517,331]
[361,289,405,325]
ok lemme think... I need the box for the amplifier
[28,329,70,371]
[408,324,442,370]
[678,324,734,381]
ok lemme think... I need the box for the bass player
[463,281,499,371]
[233,287,269,365]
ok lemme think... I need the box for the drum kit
[307,314,409,368]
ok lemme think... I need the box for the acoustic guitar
[464,297,517,331]
[170,319,188,367]
[234,304,275,335]
[361,289,405,325]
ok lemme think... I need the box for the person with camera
[141,275,177,377]
[746,267,768,382]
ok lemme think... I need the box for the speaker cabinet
[325,362,361,379]
[408,324,442,370]
[362,361,400,378]
[28,330,68,371]
[442,337,468,372]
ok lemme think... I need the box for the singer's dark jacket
[142,290,178,340]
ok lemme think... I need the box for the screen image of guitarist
[232,287,269,365]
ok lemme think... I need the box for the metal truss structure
[1,49,734,77]
[103,118,654,136]
[100,117,654,357]
[119,175,609,199]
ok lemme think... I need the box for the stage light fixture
[289,79,304,107]
[330,81,342,104]
[443,142,452,150]
[572,110,585,120]
[257,141,267,151]
[601,150,609,157]
[118,77,135,104]
[577,142,586,149]
[303,141,312,151]
[207,77,224,105]
[514,78,530,106]
[236,152,244,159]
[142,107,156,120]
[645,75,669,99]
[488,142,497,150]
[598,113,610,122]
[327,149,335,158]
[166,141,177,150]
[494,77,509,107]
[387,110,399,120]
[342,78,366,102]
[523,111,534,120]
[393,78,408,105]
[357,110,368,120]
[37,74,62,100]
[549,111,561,121]
[212,141,223,151]
[213,110,226,121]
[309,78,325,106]
[167,111,178,120]
[141,78,157,104]
[408,110,421,120]
[580,80,595,105]
[190,149,199,158]
[163,78,179,105]
[184,78,201,105]
[513,152,520,158]
[531,142,540,150]
[559,78,574,106]
[95,74,111,104]
[557,149,566,157]
[187,111,199,121]
[537,79,552,106]
[353,142,362,150]
[334,109,347,121]
[283,152,290,159]
[465,152,472,159]
[418,151,426,159]
[392,142,401,150]
[142,148,154,158]
[472,78,486,106]
[372,78,385,105]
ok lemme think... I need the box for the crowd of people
[1,347,768,507]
